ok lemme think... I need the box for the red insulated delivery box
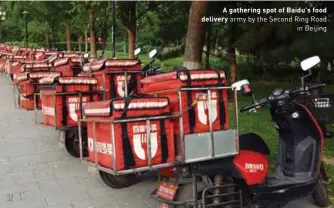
[53,57,84,77]
[83,97,175,171]
[39,76,101,128]
[140,68,229,135]
[16,71,61,110]
[12,56,58,83]
[81,59,142,100]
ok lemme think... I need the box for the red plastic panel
[233,150,269,185]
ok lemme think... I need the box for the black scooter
[234,55,329,207]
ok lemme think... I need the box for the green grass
[236,81,334,203]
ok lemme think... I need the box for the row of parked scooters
[0,45,331,208]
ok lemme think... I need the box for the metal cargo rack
[78,86,240,176]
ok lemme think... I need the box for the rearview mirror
[134,48,141,56]
[301,56,320,71]
[232,79,252,95]
[149,49,157,59]
[232,80,250,91]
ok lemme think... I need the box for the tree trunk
[228,47,237,83]
[205,23,211,68]
[89,8,97,58]
[51,23,56,50]
[127,3,136,59]
[211,30,217,55]
[101,20,109,58]
[183,1,209,70]
[127,28,136,59]
[317,57,329,83]
[228,24,237,83]
[66,23,71,52]
[84,31,88,52]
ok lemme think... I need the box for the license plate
[156,181,178,201]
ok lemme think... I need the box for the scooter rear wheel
[312,163,330,207]
[99,170,136,189]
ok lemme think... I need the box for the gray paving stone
[12,162,50,173]
[38,181,64,196]
[61,184,91,201]
[114,190,148,206]
[7,182,40,193]
[76,175,107,189]
[20,189,45,202]
[143,198,159,208]
[33,168,57,181]
[7,170,39,185]
[87,187,113,199]
[2,200,48,208]
[71,195,119,208]
[0,176,17,188]
[39,176,80,188]
[44,193,72,206]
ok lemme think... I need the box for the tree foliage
[1,1,334,81]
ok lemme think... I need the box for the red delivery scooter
[151,56,330,208]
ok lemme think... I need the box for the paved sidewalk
[0,75,157,208]
[0,74,330,208]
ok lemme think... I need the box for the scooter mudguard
[233,150,269,185]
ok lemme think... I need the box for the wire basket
[295,93,334,124]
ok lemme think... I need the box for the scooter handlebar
[291,83,326,95]
[240,98,268,112]
[240,83,326,113]
[308,83,326,91]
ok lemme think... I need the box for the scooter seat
[239,133,270,155]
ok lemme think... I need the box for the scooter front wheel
[312,163,330,207]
